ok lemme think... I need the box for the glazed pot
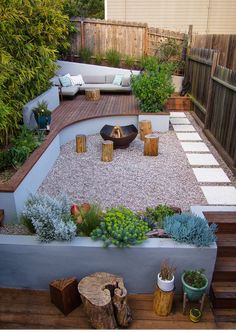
[157,273,175,292]
[181,273,208,301]
[189,308,201,322]
[37,115,51,129]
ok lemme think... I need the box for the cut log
[153,287,175,316]
[144,133,159,156]
[49,277,81,316]
[0,209,4,227]
[101,140,113,162]
[78,272,132,329]
[85,89,100,101]
[139,120,152,141]
[76,134,86,153]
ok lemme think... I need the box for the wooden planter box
[166,95,191,112]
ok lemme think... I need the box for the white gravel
[38,131,207,211]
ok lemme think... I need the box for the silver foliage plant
[22,193,76,243]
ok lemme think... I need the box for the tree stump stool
[76,134,86,153]
[85,89,100,101]
[139,120,152,141]
[101,140,113,162]
[49,277,81,316]
[78,272,132,329]
[153,287,174,316]
[144,133,159,156]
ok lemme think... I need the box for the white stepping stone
[201,186,236,205]
[176,133,202,141]
[186,153,219,166]
[170,118,191,125]
[181,142,210,152]
[170,112,186,118]
[193,168,230,183]
[173,125,196,132]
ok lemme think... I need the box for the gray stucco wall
[0,235,217,294]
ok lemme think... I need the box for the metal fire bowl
[100,124,138,149]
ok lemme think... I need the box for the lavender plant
[22,194,76,243]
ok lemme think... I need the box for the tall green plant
[106,49,121,67]
[0,0,70,146]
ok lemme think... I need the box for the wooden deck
[0,94,139,192]
[0,288,217,329]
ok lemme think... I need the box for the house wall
[105,0,236,34]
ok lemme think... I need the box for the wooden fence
[186,48,236,174]
[192,34,236,71]
[69,17,187,60]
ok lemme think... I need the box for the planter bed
[165,94,192,112]
[0,234,216,293]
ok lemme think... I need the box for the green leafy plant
[142,205,177,229]
[131,62,174,112]
[94,53,103,65]
[140,55,159,71]
[91,206,150,247]
[63,0,104,19]
[164,213,217,247]
[32,101,51,121]
[21,215,36,234]
[159,259,176,280]
[106,49,121,67]
[124,55,135,69]
[183,269,207,288]
[75,204,103,236]
[79,47,92,63]
[0,102,20,147]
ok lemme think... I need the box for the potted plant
[189,308,202,323]
[131,57,174,132]
[32,100,51,130]
[157,259,176,292]
[181,269,208,301]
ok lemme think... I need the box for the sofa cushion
[61,85,80,96]
[83,75,106,84]
[122,76,131,87]
[80,83,131,92]
[70,74,85,86]
[113,74,123,86]
[59,73,72,87]
[105,75,115,83]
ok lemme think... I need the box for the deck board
[0,288,216,329]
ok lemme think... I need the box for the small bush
[106,49,121,67]
[94,53,103,65]
[183,269,207,288]
[124,55,135,68]
[142,205,176,229]
[75,204,103,236]
[91,206,150,247]
[79,47,92,63]
[21,216,36,234]
[22,194,76,243]
[164,213,217,247]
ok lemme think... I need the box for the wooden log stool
[85,89,100,101]
[49,277,81,316]
[144,133,159,156]
[76,134,87,153]
[78,272,132,329]
[153,287,175,316]
[101,140,113,162]
[139,120,152,141]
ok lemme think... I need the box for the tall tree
[64,0,104,19]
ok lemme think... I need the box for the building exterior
[105,0,236,34]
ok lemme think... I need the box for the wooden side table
[85,88,100,101]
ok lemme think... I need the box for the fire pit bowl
[100,124,138,149]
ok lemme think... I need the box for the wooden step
[0,210,4,227]
[216,234,236,257]
[204,211,236,233]
[213,257,236,281]
[211,282,236,309]
[214,309,236,322]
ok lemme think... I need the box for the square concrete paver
[170,118,191,125]
[176,133,202,141]
[193,168,231,183]
[186,153,219,166]
[173,125,196,132]
[170,112,186,118]
[201,186,236,204]
[181,142,210,152]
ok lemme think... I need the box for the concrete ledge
[139,113,170,132]
[0,235,217,293]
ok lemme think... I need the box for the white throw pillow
[70,74,85,86]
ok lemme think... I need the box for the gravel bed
[38,130,207,212]
[0,224,31,235]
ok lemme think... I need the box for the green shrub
[164,213,217,247]
[124,55,135,68]
[142,205,177,229]
[131,62,174,112]
[140,56,159,71]
[75,204,103,236]
[21,215,36,234]
[91,207,150,247]
[79,47,92,63]
[183,269,207,288]
[106,49,121,67]
[94,53,103,65]
[0,102,20,147]
[63,0,104,19]
[0,0,70,146]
